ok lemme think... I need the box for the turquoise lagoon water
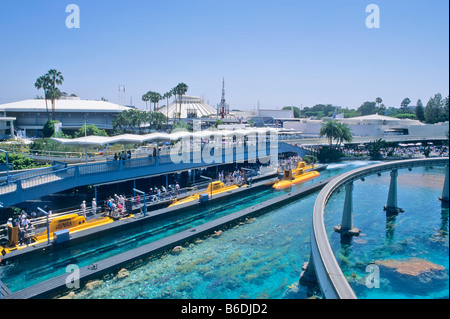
[325,166,449,299]
[3,161,447,299]
[1,161,369,295]
[69,162,447,300]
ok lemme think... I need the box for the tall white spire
[217,78,229,119]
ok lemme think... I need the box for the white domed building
[158,95,217,119]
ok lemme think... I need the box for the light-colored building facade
[283,114,449,140]
[0,98,133,138]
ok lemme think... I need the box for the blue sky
[0,0,448,111]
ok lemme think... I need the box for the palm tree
[320,120,339,147]
[34,75,51,120]
[335,122,353,148]
[174,83,189,120]
[150,92,162,112]
[171,87,178,121]
[375,97,382,107]
[142,93,150,111]
[46,69,64,120]
[163,91,173,130]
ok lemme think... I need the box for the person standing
[92,198,97,215]
[81,201,86,218]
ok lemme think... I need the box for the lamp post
[133,188,147,217]
[200,175,213,199]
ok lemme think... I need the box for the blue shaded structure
[0,143,276,207]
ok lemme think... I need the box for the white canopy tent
[51,128,278,163]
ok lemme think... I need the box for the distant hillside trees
[425,93,449,124]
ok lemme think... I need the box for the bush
[368,138,388,160]
[0,153,43,170]
[317,147,342,163]
[43,120,61,138]
[74,125,108,138]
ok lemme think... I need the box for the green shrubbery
[0,152,45,170]
[317,147,342,163]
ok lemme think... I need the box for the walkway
[1,144,277,207]
[4,175,334,299]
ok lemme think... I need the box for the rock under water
[374,257,448,294]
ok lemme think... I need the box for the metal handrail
[0,145,275,194]
[311,157,449,299]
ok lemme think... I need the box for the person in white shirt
[81,201,86,217]
[92,198,97,215]
[21,218,30,231]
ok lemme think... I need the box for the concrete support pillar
[384,169,404,214]
[299,254,317,286]
[333,182,361,236]
[341,182,354,231]
[10,120,14,139]
[439,165,449,203]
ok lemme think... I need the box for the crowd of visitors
[278,155,304,171]
[300,143,449,159]
[218,169,249,186]
[113,150,132,161]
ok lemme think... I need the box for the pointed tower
[217,78,229,119]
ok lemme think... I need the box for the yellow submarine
[1,212,131,255]
[272,161,320,190]
[169,181,246,207]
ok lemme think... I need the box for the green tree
[400,97,411,110]
[316,147,342,163]
[149,92,163,112]
[335,122,353,148]
[394,113,417,120]
[163,91,173,129]
[341,108,361,118]
[43,120,61,138]
[0,153,42,171]
[368,138,388,160]
[425,93,443,124]
[142,93,150,111]
[375,97,383,107]
[319,120,339,147]
[443,96,449,122]
[415,99,425,122]
[113,109,148,133]
[74,125,108,138]
[46,69,65,120]
[173,83,189,120]
[282,106,301,118]
[302,104,336,119]
[357,101,377,116]
[34,75,51,121]
[147,112,167,131]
